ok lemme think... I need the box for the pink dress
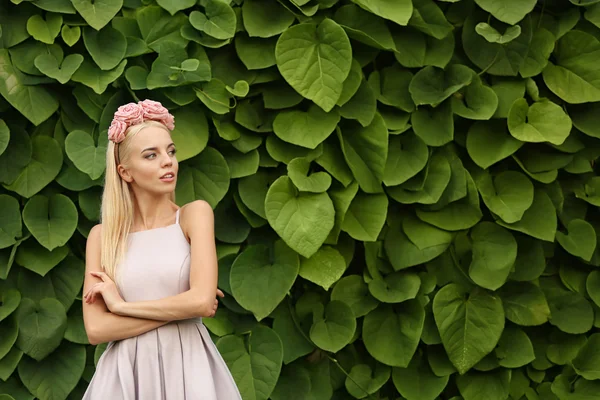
[82,208,242,399]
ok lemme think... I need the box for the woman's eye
[145,149,176,159]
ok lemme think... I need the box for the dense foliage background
[1,0,600,398]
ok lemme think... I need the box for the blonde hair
[99,120,175,282]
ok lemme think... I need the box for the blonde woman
[81,99,242,399]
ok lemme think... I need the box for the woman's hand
[207,289,225,318]
[84,271,125,314]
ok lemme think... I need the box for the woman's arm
[112,200,220,321]
[82,224,169,345]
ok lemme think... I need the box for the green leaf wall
[1,0,600,399]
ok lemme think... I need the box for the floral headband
[107,99,175,144]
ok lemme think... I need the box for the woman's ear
[117,165,133,183]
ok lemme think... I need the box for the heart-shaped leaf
[411,99,454,146]
[226,80,249,97]
[299,246,346,291]
[0,347,23,382]
[498,282,550,326]
[15,239,69,277]
[26,13,62,44]
[309,300,356,352]
[385,216,453,271]
[473,169,534,224]
[469,222,518,291]
[467,120,524,169]
[22,194,78,251]
[287,158,332,193]
[175,146,230,208]
[341,191,388,241]
[587,270,600,308]
[61,25,80,46]
[392,351,450,400]
[508,98,572,145]
[368,270,421,303]
[82,25,126,70]
[17,340,85,399]
[189,0,236,40]
[496,189,557,242]
[433,284,505,374]
[542,30,600,104]
[70,57,127,94]
[384,132,429,186]
[331,275,379,318]
[265,176,335,258]
[34,53,83,84]
[476,23,521,44]
[451,74,499,120]
[345,363,391,398]
[241,0,295,38]
[3,136,63,198]
[350,0,413,26]
[0,316,18,361]
[217,325,283,400]
[474,0,537,24]
[334,5,397,51]
[0,289,21,323]
[494,326,535,368]
[0,49,59,122]
[0,195,22,249]
[272,304,314,364]
[156,0,196,15]
[363,301,425,367]
[409,0,453,40]
[573,333,600,380]
[456,369,511,400]
[230,240,299,321]
[556,219,597,261]
[275,18,352,112]
[409,64,473,106]
[64,130,107,179]
[415,170,483,231]
[0,120,8,157]
[337,114,388,194]
[270,364,311,400]
[15,298,67,361]
[71,0,123,30]
[541,277,594,334]
[273,105,340,149]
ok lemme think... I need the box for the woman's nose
[161,153,173,166]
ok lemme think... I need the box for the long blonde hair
[99,120,176,282]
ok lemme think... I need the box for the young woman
[81,99,242,399]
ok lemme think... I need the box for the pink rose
[107,119,127,143]
[106,99,175,144]
[162,113,175,130]
[113,103,144,125]
[138,99,170,121]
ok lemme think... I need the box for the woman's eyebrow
[140,143,176,153]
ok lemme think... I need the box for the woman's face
[118,125,179,196]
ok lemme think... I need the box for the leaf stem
[285,295,376,399]
[449,246,476,286]
[477,49,501,77]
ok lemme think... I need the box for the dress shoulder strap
[175,208,180,225]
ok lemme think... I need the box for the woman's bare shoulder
[179,200,213,241]
[87,223,103,246]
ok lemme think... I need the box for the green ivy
[1,0,600,399]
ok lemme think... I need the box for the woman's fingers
[90,271,109,282]
[216,288,225,298]
[84,283,103,303]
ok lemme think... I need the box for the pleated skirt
[82,318,242,399]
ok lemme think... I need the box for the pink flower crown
[107,99,175,144]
